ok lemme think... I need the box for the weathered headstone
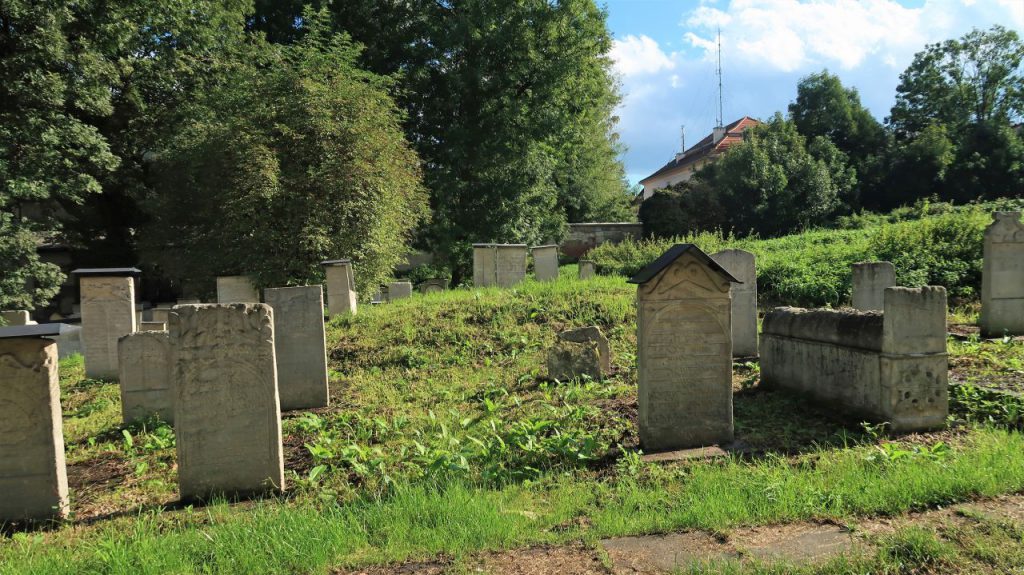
[264,286,329,410]
[216,275,259,303]
[532,245,559,282]
[150,307,172,324]
[981,212,1024,336]
[140,321,166,332]
[418,278,449,294]
[711,249,758,357]
[0,324,71,522]
[578,260,596,280]
[386,281,413,301]
[117,331,173,423]
[321,259,358,317]
[177,299,201,305]
[1,310,34,326]
[629,245,739,451]
[473,244,528,287]
[171,304,284,500]
[851,261,896,312]
[547,326,611,381]
[75,268,140,379]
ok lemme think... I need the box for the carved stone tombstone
[629,245,739,451]
[386,281,413,301]
[170,304,284,500]
[321,259,358,317]
[473,244,528,287]
[216,275,259,304]
[75,268,140,379]
[711,249,758,357]
[532,245,559,282]
[418,279,449,294]
[851,261,896,312]
[264,286,329,410]
[578,260,596,280]
[547,326,611,381]
[0,324,71,522]
[981,212,1024,336]
[117,331,173,423]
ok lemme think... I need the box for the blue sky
[602,0,1024,185]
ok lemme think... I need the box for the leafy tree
[250,0,632,279]
[141,19,428,298]
[694,114,855,237]
[0,0,120,309]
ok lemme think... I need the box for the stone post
[171,304,285,500]
[851,261,896,312]
[629,244,739,451]
[711,249,758,357]
[74,268,140,379]
[216,275,259,304]
[117,331,173,423]
[264,286,329,410]
[578,260,596,280]
[321,259,358,317]
[981,212,1024,336]
[532,245,559,282]
[0,324,71,522]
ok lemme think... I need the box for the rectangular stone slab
[171,304,284,500]
[118,331,173,423]
[216,275,260,304]
[323,261,357,317]
[532,245,559,282]
[80,275,137,379]
[0,337,69,521]
[264,286,329,410]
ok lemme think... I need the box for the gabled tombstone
[981,212,1024,336]
[628,244,740,451]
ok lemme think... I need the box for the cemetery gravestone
[264,286,329,410]
[547,326,611,381]
[140,321,166,332]
[171,304,285,500]
[0,324,71,522]
[578,260,596,280]
[473,244,528,287]
[981,212,1024,336]
[75,268,140,379]
[216,275,259,303]
[532,245,559,282]
[629,245,739,451]
[117,331,173,423]
[322,259,358,317]
[1,310,33,326]
[418,278,449,294]
[387,281,413,301]
[711,249,758,357]
[851,261,896,312]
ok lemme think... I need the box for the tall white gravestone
[322,259,358,317]
[264,286,330,410]
[171,304,285,500]
[0,324,71,522]
[981,212,1024,336]
[629,245,740,451]
[75,268,140,379]
[532,245,559,282]
[216,275,260,303]
[851,261,896,312]
[711,249,758,357]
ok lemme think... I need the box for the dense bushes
[590,204,1003,307]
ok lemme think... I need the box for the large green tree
[250,0,632,278]
[0,0,120,309]
[141,20,428,298]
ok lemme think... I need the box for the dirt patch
[949,324,981,338]
[474,544,608,575]
[730,522,860,563]
[66,452,132,517]
[334,560,449,575]
[601,531,737,573]
[282,432,315,476]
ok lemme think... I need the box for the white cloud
[610,34,677,77]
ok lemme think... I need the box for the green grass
[3,272,1024,574]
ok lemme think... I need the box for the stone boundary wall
[561,223,642,260]
[761,286,948,432]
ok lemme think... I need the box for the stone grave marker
[418,278,449,294]
[629,244,739,451]
[140,321,166,332]
[321,259,358,317]
[171,304,284,500]
[74,268,140,379]
[264,286,329,410]
[0,323,71,522]
[473,244,528,287]
[578,260,596,280]
[711,249,758,357]
[981,212,1024,336]
[1,310,34,326]
[547,326,611,381]
[386,281,413,301]
[117,331,173,423]
[532,245,559,282]
[851,261,896,312]
[216,275,259,303]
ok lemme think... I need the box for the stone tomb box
[628,244,740,452]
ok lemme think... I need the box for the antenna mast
[716,26,724,127]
